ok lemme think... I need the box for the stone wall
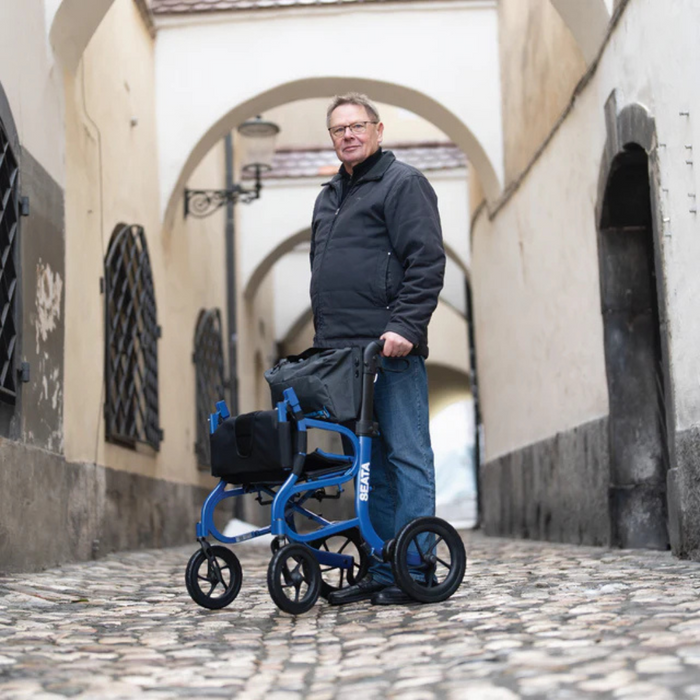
[481,418,610,546]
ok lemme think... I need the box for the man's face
[328,104,384,174]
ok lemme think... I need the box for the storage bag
[264,347,363,422]
[209,410,292,483]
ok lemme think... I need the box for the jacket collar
[322,150,396,188]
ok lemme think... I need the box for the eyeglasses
[328,121,378,139]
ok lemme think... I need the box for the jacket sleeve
[383,173,445,346]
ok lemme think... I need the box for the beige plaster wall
[471,79,609,460]
[0,0,65,186]
[498,0,587,185]
[63,0,226,488]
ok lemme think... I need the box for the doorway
[598,144,668,549]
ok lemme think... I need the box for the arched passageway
[164,77,501,228]
[598,145,668,550]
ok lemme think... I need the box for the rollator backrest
[209,410,293,483]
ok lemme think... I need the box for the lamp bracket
[184,181,262,218]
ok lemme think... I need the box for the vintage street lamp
[184,116,280,218]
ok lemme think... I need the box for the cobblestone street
[3,532,700,699]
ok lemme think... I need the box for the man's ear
[377,121,384,144]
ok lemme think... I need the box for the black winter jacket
[310,150,445,357]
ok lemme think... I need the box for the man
[310,93,445,605]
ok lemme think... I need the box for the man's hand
[380,331,413,358]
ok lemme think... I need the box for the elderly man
[310,93,445,605]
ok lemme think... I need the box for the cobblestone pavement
[3,531,700,699]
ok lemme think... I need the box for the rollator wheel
[390,517,466,604]
[308,527,369,599]
[185,545,242,610]
[267,543,322,615]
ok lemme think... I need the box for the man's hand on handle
[380,331,413,358]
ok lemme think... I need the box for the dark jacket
[310,150,445,357]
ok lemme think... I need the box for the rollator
[185,340,467,614]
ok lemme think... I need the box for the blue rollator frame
[185,340,467,614]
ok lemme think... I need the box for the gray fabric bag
[264,347,363,422]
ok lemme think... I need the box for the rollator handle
[357,339,385,437]
[363,339,385,374]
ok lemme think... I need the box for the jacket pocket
[374,252,390,306]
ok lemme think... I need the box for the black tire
[390,517,466,604]
[308,527,369,599]
[267,543,322,615]
[185,545,242,610]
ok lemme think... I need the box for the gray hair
[326,93,381,127]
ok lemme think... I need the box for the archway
[597,102,669,550]
[161,75,502,226]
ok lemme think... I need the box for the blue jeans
[367,355,435,585]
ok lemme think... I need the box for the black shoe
[327,577,387,606]
[371,585,416,606]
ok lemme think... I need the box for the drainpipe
[465,278,483,528]
[224,133,238,416]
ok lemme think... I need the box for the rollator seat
[220,450,350,486]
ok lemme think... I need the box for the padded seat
[222,450,350,486]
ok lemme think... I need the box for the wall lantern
[184,116,280,218]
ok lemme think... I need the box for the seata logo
[359,461,370,501]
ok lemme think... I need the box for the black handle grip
[363,338,385,371]
[358,339,386,431]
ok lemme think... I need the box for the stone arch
[49,0,118,72]
[163,77,502,228]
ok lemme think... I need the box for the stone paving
[2,532,700,699]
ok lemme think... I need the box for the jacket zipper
[318,180,361,268]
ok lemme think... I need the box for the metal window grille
[193,308,226,468]
[104,224,162,450]
[0,118,19,404]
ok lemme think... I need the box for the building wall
[498,0,587,185]
[1,0,231,571]
[475,0,700,552]
[63,0,227,490]
[0,0,65,188]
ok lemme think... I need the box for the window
[0,114,19,404]
[104,224,161,450]
[193,308,226,468]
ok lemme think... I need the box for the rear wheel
[391,517,466,603]
[308,527,369,599]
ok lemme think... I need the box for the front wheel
[267,543,322,615]
[185,545,242,610]
[391,517,466,604]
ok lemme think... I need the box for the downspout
[465,278,483,528]
[224,134,238,416]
